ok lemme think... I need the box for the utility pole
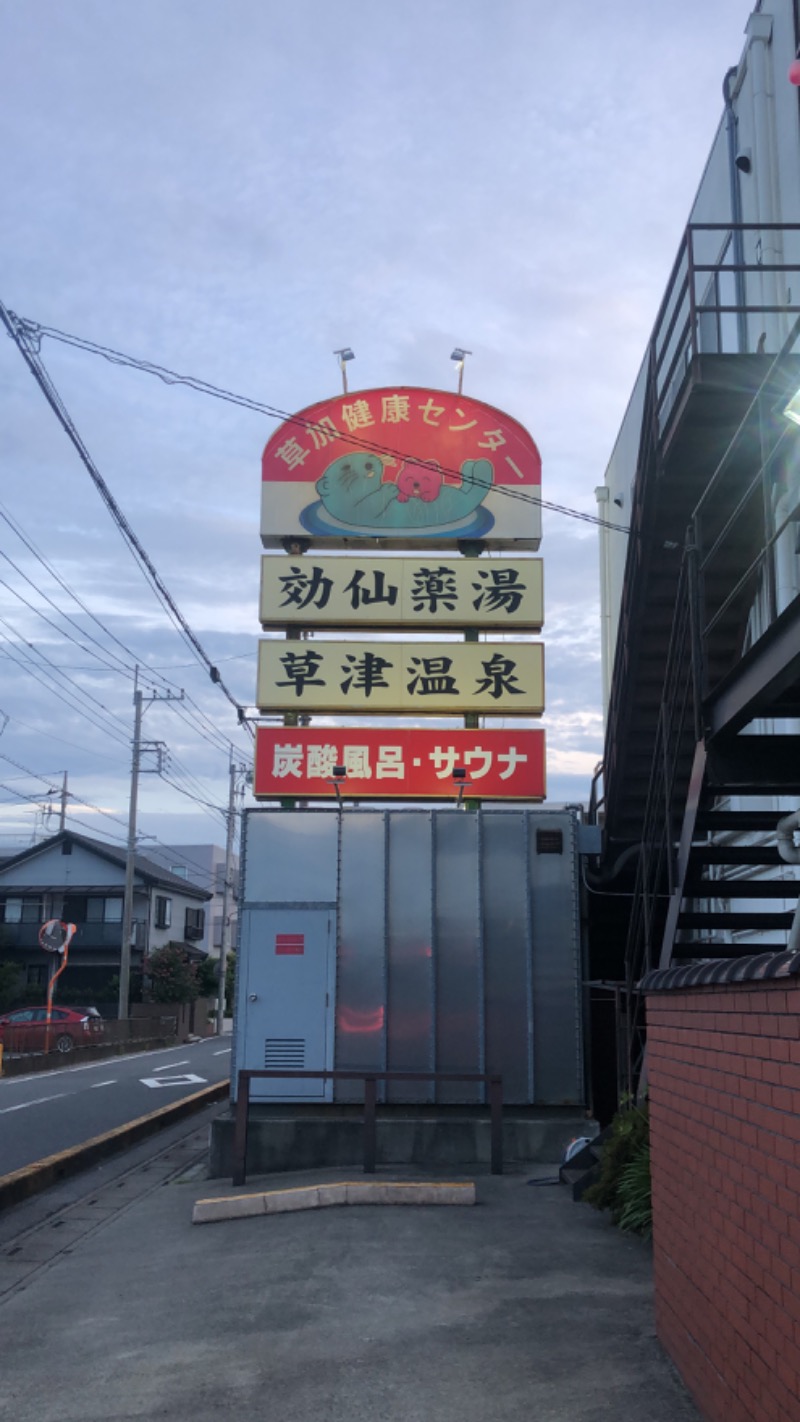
[216,760,243,1035]
[59,771,68,832]
[118,670,183,1020]
[119,676,143,1021]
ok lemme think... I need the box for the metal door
[242,908,336,1100]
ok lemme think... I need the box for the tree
[0,959,21,1012]
[146,943,199,1004]
[195,954,218,998]
[224,950,237,1015]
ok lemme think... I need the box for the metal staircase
[591,223,800,1105]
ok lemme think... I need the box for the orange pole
[44,925,75,1054]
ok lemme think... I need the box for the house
[0,830,212,1006]
[142,842,239,960]
[590,0,800,1111]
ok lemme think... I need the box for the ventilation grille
[264,1038,305,1070]
[536,829,563,855]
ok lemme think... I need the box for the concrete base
[193,1179,476,1223]
[208,1108,594,1179]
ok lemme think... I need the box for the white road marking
[89,1080,117,1089]
[0,1092,67,1115]
[153,1061,189,1072]
[140,1073,207,1089]
[213,1048,231,1056]
[0,1038,219,1085]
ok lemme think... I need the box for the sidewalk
[0,1134,698,1422]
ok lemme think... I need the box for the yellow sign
[257,640,544,715]
[260,556,543,631]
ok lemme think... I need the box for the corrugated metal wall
[238,807,584,1107]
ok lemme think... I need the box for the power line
[0,301,256,731]
[0,780,127,844]
[0,750,130,832]
[0,636,132,749]
[10,312,630,536]
[0,710,123,763]
[0,612,132,740]
[0,500,246,756]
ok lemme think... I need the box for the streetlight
[450,347,472,395]
[452,766,473,808]
[327,765,347,802]
[333,348,355,394]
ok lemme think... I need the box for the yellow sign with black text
[260,556,543,631]
[256,640,544,715]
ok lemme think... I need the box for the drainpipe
[723,66,748,353]
[776,810,800,955]
[595,485,613,715]
[746,12,783,341]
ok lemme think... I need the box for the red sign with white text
[254,727,545,801]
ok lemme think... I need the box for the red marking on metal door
[275,933,305,955]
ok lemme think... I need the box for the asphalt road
[0,1035,231,1176]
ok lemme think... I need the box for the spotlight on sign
[328,765,348,802]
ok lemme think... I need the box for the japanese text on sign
[259,556,543,630]
[260,387,541,550]
[253,727,546,801]
[256,640,545,715]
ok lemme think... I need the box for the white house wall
[0,841,125,890]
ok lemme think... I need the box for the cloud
[0,0,755,841]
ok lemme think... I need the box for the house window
[170,865,190,879]
[1,897,43,923]
[184,907,205,942]
[26,965,48,987]
[63,896,88,923]
[86,897,124,923]
[155,896,172,930]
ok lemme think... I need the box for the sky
[0,0,757,854]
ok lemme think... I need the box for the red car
[0,1006,104,1055]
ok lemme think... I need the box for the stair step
[677,910,796,929]
[690,846,784,866]
[695,810,786,832]
[685,877,799,899]
[672,942,788,960]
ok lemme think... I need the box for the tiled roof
[641,950,800,992]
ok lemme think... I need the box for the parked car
[0,1005,104,1055]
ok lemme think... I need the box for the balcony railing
[0,919,148,950]
[650,222,800,435]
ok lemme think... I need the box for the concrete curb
[0,1080,229,1213]
[193,1178,476,1223]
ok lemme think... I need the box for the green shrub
[617,1142,652,1236]
[0,960,21,1012]
[195,955,219,998]
[145,943,199,1004]
[584,1101,651,1236]
[224,950,236,1014]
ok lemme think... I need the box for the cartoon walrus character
[314,452,494,530]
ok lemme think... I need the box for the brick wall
[647,978,800,1422]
